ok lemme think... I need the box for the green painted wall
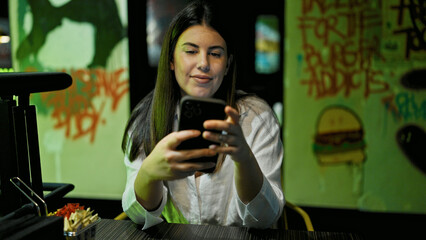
[9,0,129,199]
[284,0,426,214]
[8,0,426,213]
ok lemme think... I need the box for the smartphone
[177,95,226,173]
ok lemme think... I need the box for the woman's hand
[202,106,252,163]
[203,106,264,204]
[135,130,217,210]
[141,130,217,182]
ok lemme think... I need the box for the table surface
[95,219,365,240]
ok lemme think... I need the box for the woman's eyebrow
[182,42,225,51]
[182,42,199,48]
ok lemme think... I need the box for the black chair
[0,72,74,219]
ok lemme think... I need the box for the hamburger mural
[313,106,366,165]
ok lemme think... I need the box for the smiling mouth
[191,75,212,83]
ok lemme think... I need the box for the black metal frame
[0,96,21,214]
[0,72,73,217]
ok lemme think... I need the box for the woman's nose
[197,53,210,72]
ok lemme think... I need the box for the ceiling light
[0,35,10,44]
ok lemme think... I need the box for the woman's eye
[185,50,197,54]
[210,52,222,58]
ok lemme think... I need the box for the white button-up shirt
[122,96,284,230]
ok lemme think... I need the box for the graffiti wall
[284,0,426,213]
[9,0,129,199]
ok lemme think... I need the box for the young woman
[121,0,284,229]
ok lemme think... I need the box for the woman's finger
[203,119,230,132]
[166,130,201,149]
[208,144,236,154]
[203,131,236,145]
[225,106,239,124]
[203,106,239,132]
[172,161,216,173]
[168,148,217,162]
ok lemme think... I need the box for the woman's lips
[191,75,212,84]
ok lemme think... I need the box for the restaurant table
[96,219,365,240]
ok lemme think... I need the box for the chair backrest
[114,212,128,220]
[282,201,314,231]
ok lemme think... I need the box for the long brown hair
[122,0,239,161]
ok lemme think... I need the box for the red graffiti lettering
[298,2,389,99]
[94,68,128,111]
[72,101,105,142]
[302,0,371,15]
[38,68,129,143]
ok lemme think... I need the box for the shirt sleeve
[121,153,168,230]
[234,105,285,228]
[235,175,283,228]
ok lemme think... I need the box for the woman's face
[171,24,230,98]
